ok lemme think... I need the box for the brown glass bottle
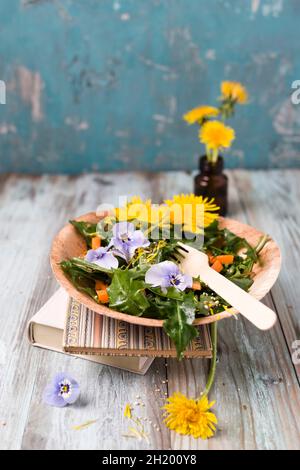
[194,156,228,216]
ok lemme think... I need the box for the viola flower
[145,261,192,292]
[85,246,118,269]
[111,222,150,262]
[43,373,80,408]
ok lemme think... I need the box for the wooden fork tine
[169,253,180,263]
[172,247,186,259]
[169,248,185,261]
[176,242,190,253]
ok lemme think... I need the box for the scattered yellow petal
[72,419,98,431]
[127,426,150,443]
[124,403,132,419]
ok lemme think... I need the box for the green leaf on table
[107,270,150,316]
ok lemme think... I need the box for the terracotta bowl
[50,212,282,327]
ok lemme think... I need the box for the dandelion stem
[205,145,211,162]
[203,321,218,396]
[211,149,219,164]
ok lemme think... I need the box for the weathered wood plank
[0,170,299,450]
[0,175,76,449]
[21,354,169,450]
[0,174,170,450]
[23,173,171,450]
[232,170,300,380]
[168,297,300,450]
[167,170,300,450]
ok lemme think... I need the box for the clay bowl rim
[50,212,282,327]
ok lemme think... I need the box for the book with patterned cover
[27,289,154,375]
[63,297,212,358]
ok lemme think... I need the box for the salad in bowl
[56,194,276,359]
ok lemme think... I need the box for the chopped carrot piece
[192,281,202,291]
[97,289,109,304]
[95,280,107,290]
[91,236,101,250]
[207,252,216,264]
[214,254,234,265]
[211,259,223,273]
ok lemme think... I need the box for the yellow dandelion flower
[165,193,219,232]
[124,403,132,419]
[129,195,151,206]
[115,197,171,230]
[115,196,152,221]
[114,207,131,221]
[200,120,235,152]
[163,393,217,440]
[137,204,171,229]
[183,105,219,125]
[221,81,248,104]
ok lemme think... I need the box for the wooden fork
[175,242,277,330]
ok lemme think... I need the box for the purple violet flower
[145,261,193,293]
[85,246,118,269]
[110,222,150,262]
[43,373,80,408]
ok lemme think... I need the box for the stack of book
[27,289,212,375]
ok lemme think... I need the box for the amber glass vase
[194,156,228,216]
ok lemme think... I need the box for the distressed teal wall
[0,0,300,173]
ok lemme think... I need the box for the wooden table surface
[0,170,299,450]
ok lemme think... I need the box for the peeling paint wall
[0,0,299,173]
